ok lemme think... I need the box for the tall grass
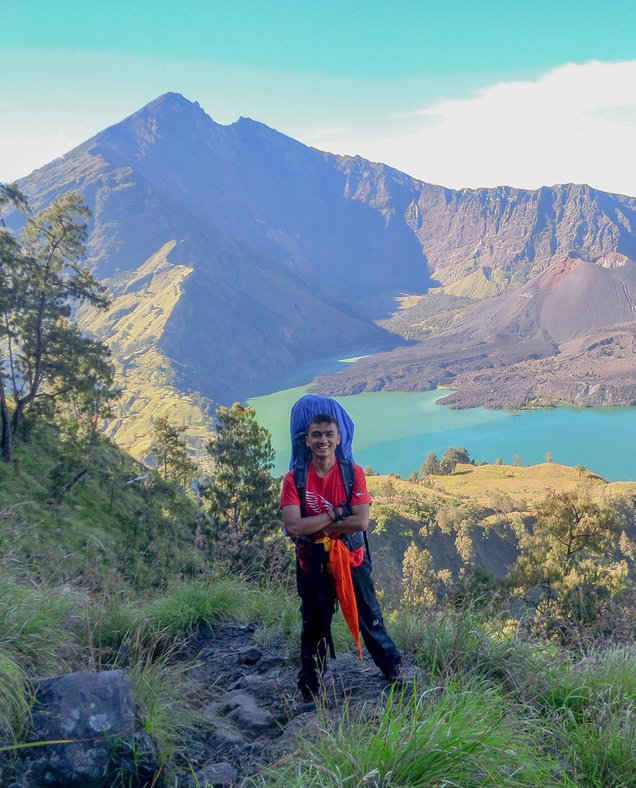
[260,682,557,786]
[533,645,636,787]
[128,645,208,768]
[85,574,302,659]
[390,605,557,693]
[0,575,81,670]
[0,651,30,744]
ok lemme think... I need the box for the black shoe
[299,685,319,703]
[382,663,403,685]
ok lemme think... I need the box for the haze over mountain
[9,93,636,458]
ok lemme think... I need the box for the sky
[2,0,636,195]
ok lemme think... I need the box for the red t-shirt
[280,462,371,513]
[280,462,371,568]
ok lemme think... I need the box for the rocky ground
[174,623,413,786]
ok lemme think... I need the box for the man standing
[281,411,401,700]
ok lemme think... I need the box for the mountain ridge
[8,92,636,458]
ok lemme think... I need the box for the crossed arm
[283,503,369,538]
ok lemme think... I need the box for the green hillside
[3,420,636,785]
[76,241,215,465]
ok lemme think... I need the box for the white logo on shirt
[305,490,333,514]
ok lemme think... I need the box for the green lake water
[248,384,636,482]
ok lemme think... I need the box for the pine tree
[0,191,115,460]
[150,417,198,489]
[204,403,279,568]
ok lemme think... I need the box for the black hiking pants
[296,552,401,694]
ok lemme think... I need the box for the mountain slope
[9,93,636,458]
[314,255,636,407]
[12,94,434,457]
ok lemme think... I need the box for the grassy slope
[420,461,636,500]
[76,242,214,466]
[0,423,297,771]
[365,463,636,601]
[4,430,636,784]
[0,423,206,590]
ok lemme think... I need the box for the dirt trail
[176,623,408,785]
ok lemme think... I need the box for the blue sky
[2,0,636,194]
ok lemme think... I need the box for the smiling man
[281,412,401,701]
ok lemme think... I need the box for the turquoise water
[248,385,636,482]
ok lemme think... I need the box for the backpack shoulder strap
[337,456,372,562]
[337,452,354,506]
[293,459,308,507]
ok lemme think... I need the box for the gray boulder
[16,669,149,787]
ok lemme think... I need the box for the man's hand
[323,503,369,534]
[283,504,337,537]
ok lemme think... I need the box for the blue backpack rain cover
[289,394,355,469]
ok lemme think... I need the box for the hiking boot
[382,666,403,686]
[298,687,321,711]
[383,663,420,688]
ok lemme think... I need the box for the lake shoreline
[248,375,636,482]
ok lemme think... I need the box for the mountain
[9,93,636,457]
[315,254,636,407]
[12,93,433,457]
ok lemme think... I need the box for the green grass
[128,648,208,768]
[0,651,30,744]
[259,682,557,786]
[5,413,636,784]
[532,645,636,786]
[0,576,81,671]
[142,577,257,638]
[390,606,557,693]
[0,422,206,591]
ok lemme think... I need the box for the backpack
[288,394,370,557]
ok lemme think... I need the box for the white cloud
[0,131,82,183]
[2,59,635,197]
[308,60,636,197]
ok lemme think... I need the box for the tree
[0,191,114,460]
[0,182,29,224]
[420,451,441,477]
[402,494,437,536]
[401,542,450,611]
[46,332,119,501]
[439,447,472,475]
[204,403,279,568]
[150,417,198,489]
[510,489,628,626]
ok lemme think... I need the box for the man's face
[306,421,340,459]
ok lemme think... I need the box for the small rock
[220,691,278,735]
[207,717,245,749]
[237,646,262,665]
[256,655,286,671]
[195,760,238,786]
[243,740,267,755]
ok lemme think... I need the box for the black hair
[306,413,340,432]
